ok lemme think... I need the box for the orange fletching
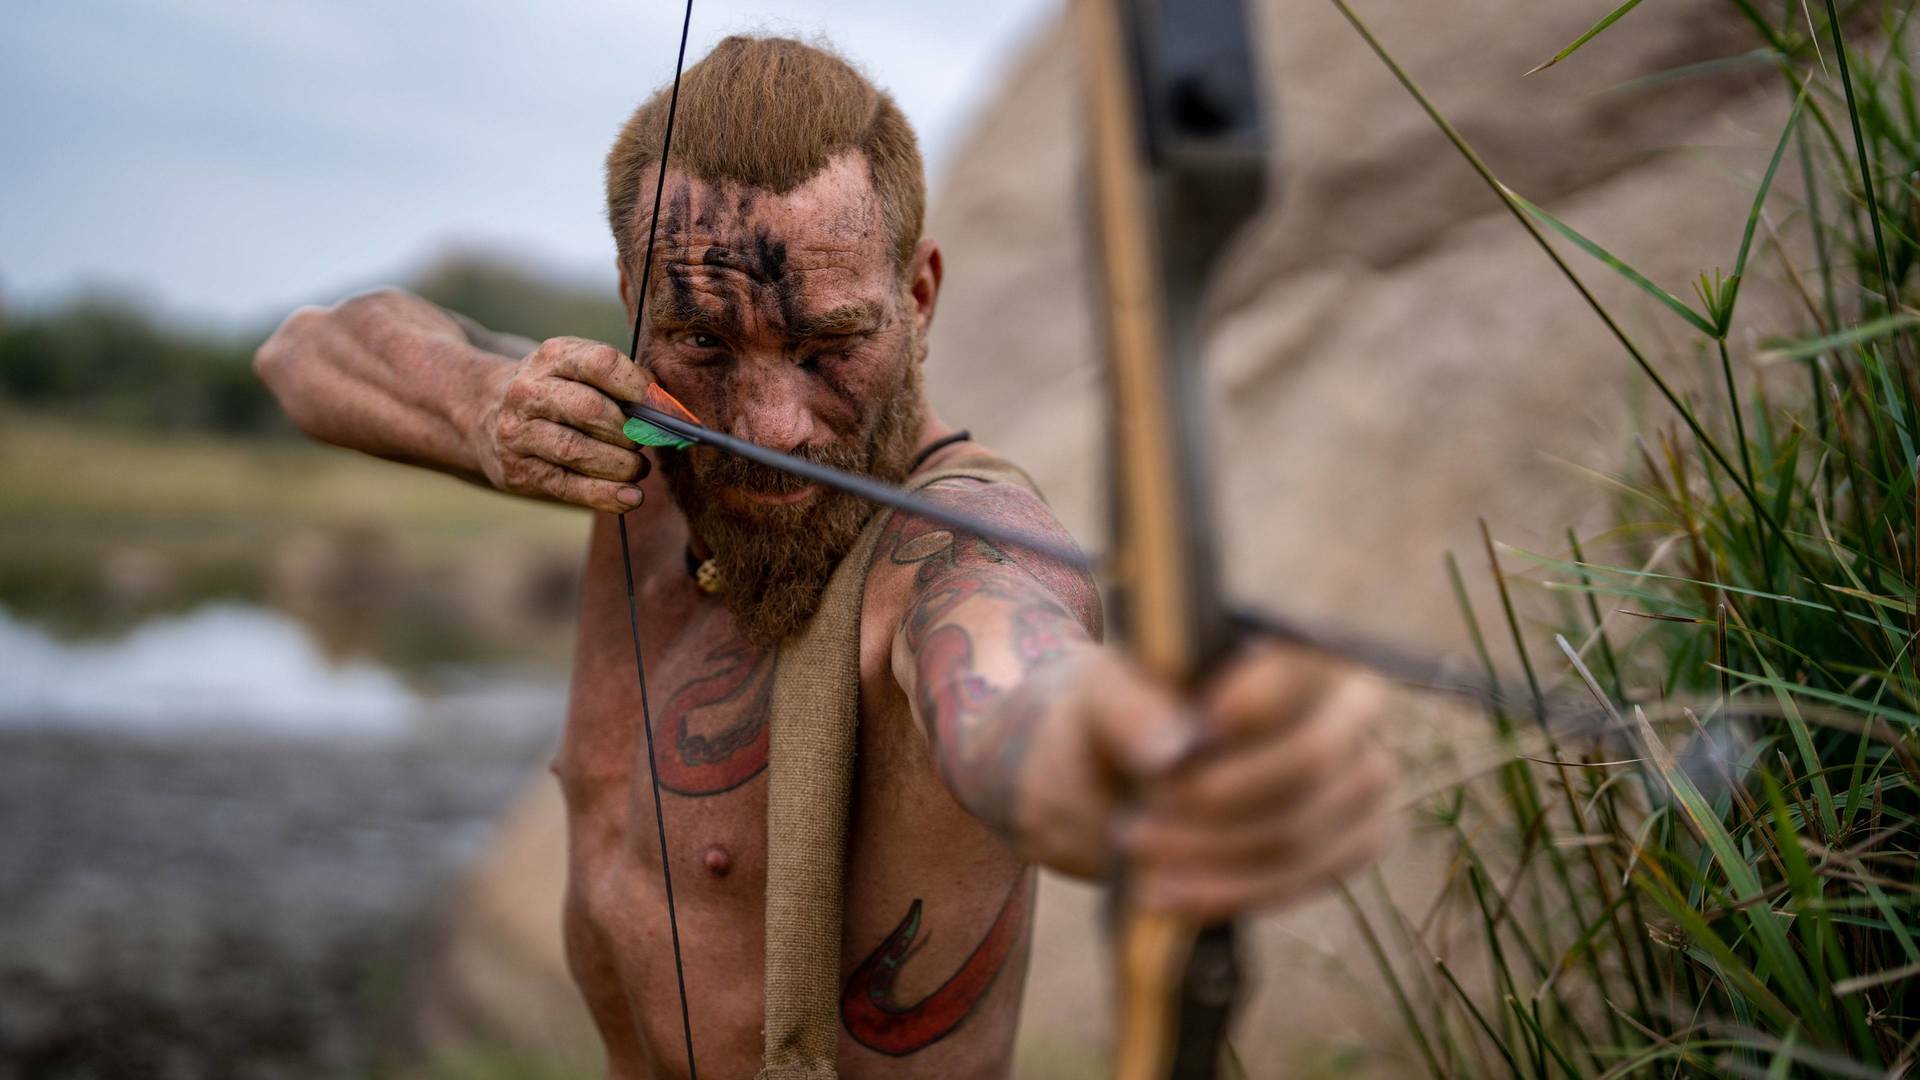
[643,383,702,425]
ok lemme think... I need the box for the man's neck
[911,411,960,467]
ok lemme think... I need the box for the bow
[1074,0,1268,1076]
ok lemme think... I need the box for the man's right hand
[257,290,659,515]
[473,337,656,513]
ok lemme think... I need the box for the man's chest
[556,569,777,879]
[553,515,1031,1077]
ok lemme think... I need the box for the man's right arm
[254,288,654,512]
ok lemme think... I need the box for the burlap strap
[758,451,1041,1080]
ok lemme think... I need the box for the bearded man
[256,34,1395,1080]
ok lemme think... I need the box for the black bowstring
[619,0,698,1075]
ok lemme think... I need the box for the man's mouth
[722,482,821,509]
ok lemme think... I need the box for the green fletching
[624,417,693,450]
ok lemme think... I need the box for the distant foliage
[0,296,278,434]
[0,253,630,435]
[409,253,631,351]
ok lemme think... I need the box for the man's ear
[618,260,636,322]
[905,237,943,339]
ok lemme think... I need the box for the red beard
[659,357,925,645]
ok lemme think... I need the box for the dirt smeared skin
[561,155,1075,1077]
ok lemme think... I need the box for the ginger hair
[604,35,925,278]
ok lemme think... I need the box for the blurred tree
[0,253,629,435]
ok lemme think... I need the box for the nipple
[703,845,732,878]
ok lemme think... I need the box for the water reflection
[0,603,417,737]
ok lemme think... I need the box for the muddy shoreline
[0,712,557,1079]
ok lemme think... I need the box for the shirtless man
[256,35,1395,1080]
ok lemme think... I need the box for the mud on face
[661,357,923,646]
[638,158,931,644]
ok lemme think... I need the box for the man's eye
[686,333,723,350]
[802,336,861,363]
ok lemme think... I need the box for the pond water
[0,602,429,737]
[0,601,566,1077]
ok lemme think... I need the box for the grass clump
[1332,0,1920,1074]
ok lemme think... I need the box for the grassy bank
[1336,0,1920,1075]
[0,411,588,673]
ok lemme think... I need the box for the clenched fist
[473,337,656,513]
[1015,642,1397,919]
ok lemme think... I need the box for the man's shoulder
[862,453,1101,640]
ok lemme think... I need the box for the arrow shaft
[624,403,1092,571]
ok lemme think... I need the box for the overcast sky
[0,1,1053,328]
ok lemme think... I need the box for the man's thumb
[1083,665,1205,783]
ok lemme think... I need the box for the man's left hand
[1016,643,1399,920]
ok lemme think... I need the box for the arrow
[621,399,1093,572]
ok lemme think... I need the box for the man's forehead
[642,153,889,273]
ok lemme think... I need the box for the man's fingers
[1121,742,1396,870]
[539,336,653,407]
[1132,787,1395,919]
[1144,675,1384,824]
[1199,641,1343,745]
[524,372,638,447]
[1078,656,1206,781]
[522,419,647,483]
[494,436,643,513]
[533,458,643,513]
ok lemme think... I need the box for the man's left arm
[884,478,1398,917]
[879,478,1105,847]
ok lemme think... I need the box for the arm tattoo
[889,481,1101,836]
[914,624,1024,835]
[841,874,1031,1055]
[1012,601,1078,670]
[653,637,774,796]
[883,480,1102,637]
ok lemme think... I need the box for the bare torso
[551,440,1035,1080]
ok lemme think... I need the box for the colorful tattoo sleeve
[883,479,1101,839]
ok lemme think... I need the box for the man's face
[625,153,934,644]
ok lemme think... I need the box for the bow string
[617,1,699,1076]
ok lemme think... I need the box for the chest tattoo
[841,875,1031,1056]
[654,638,776,796]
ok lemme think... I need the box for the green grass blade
[1524,0,1647,76]
[1435,956,1524,1079]
[1511,547,1883,630]
[1862,345,1917,466]
[1734,632,1840,836]
[1506,190,1721,337]
[1508,995,1581,1076]
[1710,667,1920,728]
[1774,317,1918,378]
[1628,706,1831,1035]
[1722,91,1809,333]
[1637,871,1800,1034]
[1336,885,1447,1079]
[1763,776,1882,1064]
[1822,0,1902,317]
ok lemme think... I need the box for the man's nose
[726,365,818,451]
